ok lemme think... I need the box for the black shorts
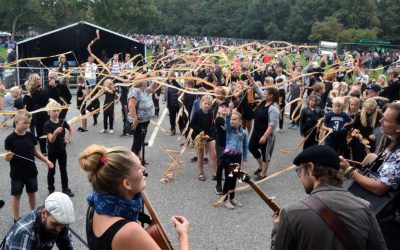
[11,177,38,196]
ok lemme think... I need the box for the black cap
[367,83,381,93]
[293,145,340,170]
[218,101,229,107]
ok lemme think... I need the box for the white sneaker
[100,129,106,133]
[230,199,242,207]
[108,130,114,134]
[224,201,235,210]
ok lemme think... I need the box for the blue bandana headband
[87,191,143,221]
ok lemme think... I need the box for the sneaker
[108,130,114,134]
[63,189,75,197]
[204,157,209,164]
[254,168,262,175]
[276,128,283,133]
[287,124,294,129]
[224,201,235,210]
[215,185,223,195]
[100,129,106,133]
[254,174,267,181]
[77,127,84,132]
[292,125,299,129]
[190,156,198,162]
[230,199,242,207]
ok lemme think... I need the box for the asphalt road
[0,98,306,250]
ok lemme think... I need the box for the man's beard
[40,219,59,241]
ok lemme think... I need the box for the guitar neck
[247,179,281,214]
[141,192,173,250]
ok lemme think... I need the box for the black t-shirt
[58,62,69,73]
[77,85,85,107]
[215,117,226,147]
[119,86,129,105]
[5,131,38,179]
[104,88,118,105]
[43,119,70,152]
[14,97,24,109]
[46,84,62,104]
[32,88,49,110]
[380,79,400,103]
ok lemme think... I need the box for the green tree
[284,0,339,42]
[308,16,345,42]
[335,0,380,30]
[339,28,379,41]
[0,0,53,40]
[90,0,160,34]
[377,0,400,43]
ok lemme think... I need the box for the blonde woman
[351,98,382,161]
[24,73,49,154]
[189,95,218,181]
[80,145,189,250]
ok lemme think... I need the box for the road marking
[148,108,168,147]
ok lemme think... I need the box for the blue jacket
[225,115,248,161]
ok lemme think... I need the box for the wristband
[344,166,354,178]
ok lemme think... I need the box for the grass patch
[0,46,6,60]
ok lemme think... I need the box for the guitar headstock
[227,163,250,183]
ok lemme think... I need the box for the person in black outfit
[46,71,71,119]
[179,79,196,138]
[380,71,400,103]
[299,94,324,149]
[189,95,218,181]
[100,80,120,134]
[57,54,69,75]
[4,110,54,222]
[76,75,88,132]
[43,101,74,197]
[165,75,181,135]
[277,79,285,131]
[214,102,229,194]
[58,77,72,119]
[119,85,129,136]
[86,87,101,126]
[26,73,49,154]
[152,86,161,117]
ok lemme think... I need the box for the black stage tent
[16,21,145,84]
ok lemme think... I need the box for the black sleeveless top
[86,207,131,250]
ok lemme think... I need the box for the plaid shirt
[3,207,73,250]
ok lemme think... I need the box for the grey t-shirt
[128,87,154,123]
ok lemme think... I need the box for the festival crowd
[0,37,399,249]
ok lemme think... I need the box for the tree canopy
[0,0,399,43]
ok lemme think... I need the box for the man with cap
[3,192,75,250]
[366,83,385,110]
[270,145,387,250]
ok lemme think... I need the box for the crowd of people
[0,39,399,249]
